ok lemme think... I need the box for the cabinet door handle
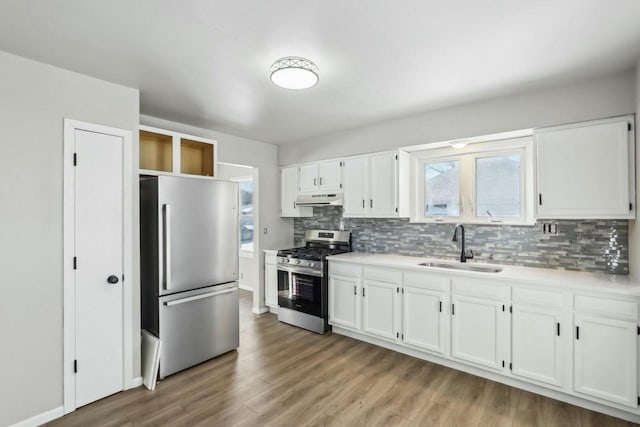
[319,177,323,185]
[353,285,357,295]
[451,303,455,315]
[362,199,365,208]
[370,199,373,208]
[439,301,442,312]
[362,287,365,297]
[557,322,560,336]
[576,326,579,340]
[293,201,296,209]
[539,194,542,205]
[314,178,317,186]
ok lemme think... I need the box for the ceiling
[1,1,640,144]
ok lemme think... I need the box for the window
[237,177,254,253]
[476,153,522,218]
[412,136,533,225]
[424,160,460,217]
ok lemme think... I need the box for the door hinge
[74,359,78,373]
[73,257,77,270]
[73,153,77,166]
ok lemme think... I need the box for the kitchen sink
[418,261,503,273]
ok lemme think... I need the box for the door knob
[107,275,120,284]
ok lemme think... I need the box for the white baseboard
[10,406,64,427]
[239,283,253,292]
[130,376,143,388]
[252,307,269,315]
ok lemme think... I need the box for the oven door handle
[277,265,323,277]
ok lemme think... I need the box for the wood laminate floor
[48,290,636,427]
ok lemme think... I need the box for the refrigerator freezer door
[158,283,239,378]
[158,176,239,295]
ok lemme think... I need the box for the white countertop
[264,249,279,255]
[328,252,640,297]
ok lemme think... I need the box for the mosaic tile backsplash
[294,206,629,274]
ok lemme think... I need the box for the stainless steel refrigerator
[140,175,239,378]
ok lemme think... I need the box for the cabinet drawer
[363,267,401,284]
[330,262,362,278]
[513,287,564,309]
[403,271,450,292]
[574,295,637,321]
[453,278,509,301]
[265,254,277,266]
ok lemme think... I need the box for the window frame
[233,175,255,257]
[410,136,534,225]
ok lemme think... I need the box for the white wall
[279,69,637,165]
[629,62,640,279]
[140,115,292,312]
[0,51,140,426]
[218,163,258,291]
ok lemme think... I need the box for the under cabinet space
[180,138,214,176]
[140,130,173,172]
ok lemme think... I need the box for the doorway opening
[218,162,259,294]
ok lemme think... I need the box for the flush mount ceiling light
[270,57,319,89]
[450,140,469,149]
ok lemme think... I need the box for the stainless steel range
[277,230,351,334]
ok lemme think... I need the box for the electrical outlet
[542,223,558,235]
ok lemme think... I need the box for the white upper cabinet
[297,160,343,194]
[343,156,368,216]
[298,164,319,194]
[280,167,313,217]
[369,152,398,216]
[342,150,409,218]
[318,160,342,192]
[535,116,635,219]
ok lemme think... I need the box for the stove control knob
[294,259,300,265]
[282,258,289,263]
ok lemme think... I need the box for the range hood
[295,193,344,207]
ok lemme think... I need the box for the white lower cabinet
[574,313,638,408]
[402,286,447,354]
[511,305,563,387]
[362,279,399,342]
[328,259,640,421]
[264,251,278,311]
[329,274,361,330]
[451,294,507,371]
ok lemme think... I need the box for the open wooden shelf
[140,130,173,172]
[181,138,214,177]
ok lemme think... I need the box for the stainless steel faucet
[452,224,474,263]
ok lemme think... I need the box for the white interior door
[74,129,124,407]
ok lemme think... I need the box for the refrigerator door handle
[163,288,236,307]
[163,203,172,290]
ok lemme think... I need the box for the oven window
[278,269,322,316]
